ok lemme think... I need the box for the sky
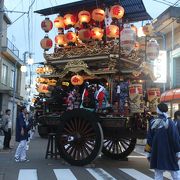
[3,0,180,64]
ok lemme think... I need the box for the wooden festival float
[34,0,161,166]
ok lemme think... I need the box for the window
[2,64,8,85]
[10,70,15,88]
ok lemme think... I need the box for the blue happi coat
[146,114,180,171]
[15,112,29,142]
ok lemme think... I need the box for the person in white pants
[14,106,29,162]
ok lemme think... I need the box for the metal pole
[0,0,4,52]
[12,61,17,134]
[170,21,174,89]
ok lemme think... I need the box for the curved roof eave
[34,0,152,23]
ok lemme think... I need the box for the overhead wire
[27,0,36,55]
[11,0,24,11]
[155,0,180,33]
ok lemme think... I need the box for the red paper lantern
[54,16,65,29]
[106,25,119,38]
[37,84,49,93]
[78,29,91,42]
[55,34,66,46]
[110,5,125,19]
[64,14,76,27]
[71,75,84,86]
[65,31,77,43]
[78,10,91,24]
[40,36,53,51]
[91,27,104,41]
[41,18,53,33]
[146,39,159,60]
[92,8,105,22]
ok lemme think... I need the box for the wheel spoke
[74,118,78,132]
[65,121,74,132]
[69,118,76,131]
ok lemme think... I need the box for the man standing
[2,109,12,149]
[145,103,180,180]
[14,106,29,162]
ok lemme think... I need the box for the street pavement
[0,132,171,180]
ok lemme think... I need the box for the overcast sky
[4,0,180,63]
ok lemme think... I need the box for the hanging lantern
[39,67,44,74]
[37,84,49,93]
[131,24,138,35]
[146,39,159,60]
[71,75,84,86]
[44,78,50,84]
[92,8,105,22]
[65,31,77,44]
[129,84,144,113]
[78,10,91,24]
[38,78,45,83]
[40,36,53,51]
[64,14,76,27]
[91,27,104,41]
[78,29,91,42]
[147,88,161,112]
[106,25,119,38]
[55,34,66,46]
[120,24,136,51]
[36,67,44,74]
[142,23,153,36]
[54,15,65,29]
[41,18,53,33]
[48,79,57,86]
[35,77,41,83]
[110,5,125,19]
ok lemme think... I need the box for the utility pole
[0,0,4,114]
[0,0,4,52]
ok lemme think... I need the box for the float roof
[35,0,152,22]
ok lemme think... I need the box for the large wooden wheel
[102,137,136,160]
[57,109,103,166]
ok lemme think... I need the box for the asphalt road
[0,133,171,180]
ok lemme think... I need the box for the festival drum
[147,88,160,112]
[129,84,144,113]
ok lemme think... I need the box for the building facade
[0,13,25,132]
[153,6,180,89]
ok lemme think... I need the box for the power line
[153,0,173,6]
[11,0,24,11]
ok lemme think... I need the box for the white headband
[157,107,168,119]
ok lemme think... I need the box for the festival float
[34,0,161,166]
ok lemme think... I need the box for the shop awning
[160,88,180,102]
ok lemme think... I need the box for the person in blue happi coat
[145,103,180,180]
[14,106,29,162]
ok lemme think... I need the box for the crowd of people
[0,106,35,162]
